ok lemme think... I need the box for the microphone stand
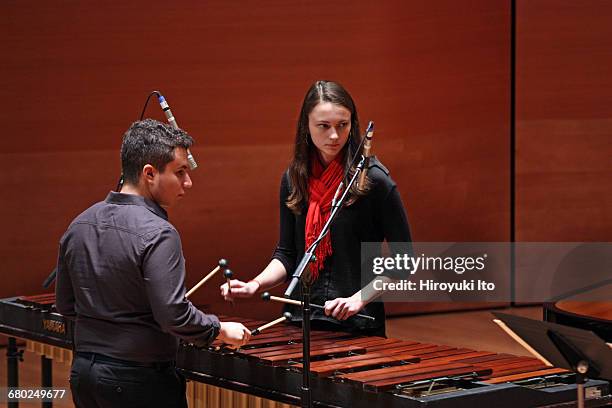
[284,155,367,408]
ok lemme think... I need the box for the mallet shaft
[186,266,221,298]
[252,315,288,336]
[268,295,375,321]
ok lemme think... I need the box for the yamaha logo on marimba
[42,319,65,334]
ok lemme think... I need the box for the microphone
[358,121,374,189]
[157,94,198,170]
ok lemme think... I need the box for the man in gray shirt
[56,119,250,408]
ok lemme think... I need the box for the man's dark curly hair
[120,119,194,185]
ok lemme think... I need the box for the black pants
[70,353,187,408]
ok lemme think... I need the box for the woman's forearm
[250,259,288,292]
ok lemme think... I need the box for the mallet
[251,312,293,336]
[186,259,228,298]
[261,292,375,321]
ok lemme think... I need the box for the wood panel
[0,1,511,316]
[516,0,612,241]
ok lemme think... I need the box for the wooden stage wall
[1,1,609,318]
[516,0,612,242]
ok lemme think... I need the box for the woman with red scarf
[221,80,411,336]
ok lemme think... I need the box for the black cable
[139,90,161,120]
[341,121,372,187]
[345,124,369,179]
[116,90,163,192]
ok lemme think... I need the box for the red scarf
[305,154,344,281]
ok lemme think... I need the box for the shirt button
[116,387,122,393]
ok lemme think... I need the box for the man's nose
[184,173,193,189]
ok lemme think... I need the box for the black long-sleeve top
[272,158,412,335]
[55,192,220,362]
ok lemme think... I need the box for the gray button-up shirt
[56,192,220,362]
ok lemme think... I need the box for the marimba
[1,295,611,407]
[179,315,612,407]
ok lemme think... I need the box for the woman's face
[308,102,351,166]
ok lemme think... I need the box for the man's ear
[142,164,158,183]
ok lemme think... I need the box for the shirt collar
[105,191,168,220]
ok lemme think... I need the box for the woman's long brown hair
[286,80,369,214]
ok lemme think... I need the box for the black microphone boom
[42,268,57,289]
[358,121,374,189]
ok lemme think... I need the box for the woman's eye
[177,170,185,176]
[338,122,348,128]
[318,124,330,129]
